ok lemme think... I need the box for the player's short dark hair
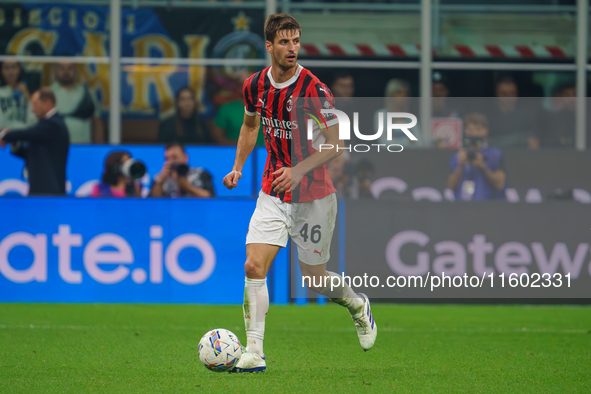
[264,13,301,43]
[36,87,56,105]
[464,112,488,130]
[165,141,186,153]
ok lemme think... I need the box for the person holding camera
[447,112,506,201]
[90,151,145,197]
[150,142,214,198]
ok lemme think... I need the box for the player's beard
[272,51,297,72]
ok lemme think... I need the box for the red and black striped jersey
[243,64,338,203]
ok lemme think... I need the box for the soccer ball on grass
[198,329,242,372]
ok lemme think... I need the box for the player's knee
[244,259,265,279]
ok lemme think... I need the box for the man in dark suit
[0,87,70,195]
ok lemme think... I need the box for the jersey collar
[267,64,302,89]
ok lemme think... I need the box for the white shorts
[246,190,337,266]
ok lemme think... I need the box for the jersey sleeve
[243,77,256,117]
[308,82,339,130]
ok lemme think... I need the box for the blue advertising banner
[0,197,288,303]
[0,145,255,198]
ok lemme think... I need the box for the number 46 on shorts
[299,223,322,243]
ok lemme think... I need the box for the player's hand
[288,167,303,193]
[272,167,292,193]
[223,170,242,190]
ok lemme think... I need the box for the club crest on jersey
[286,98,293,112]
[323,100,330,109]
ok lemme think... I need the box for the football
[198,329,242,372]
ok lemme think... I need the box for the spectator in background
[331,72,355,99]
[0,88,69,195]
[349,159,375,200]
[432,71,463,118]
[212,73,265,146]
[150,142,214,198]
[431,71,466,149]
[447,112,506,201]
[51,61,104,143]
[330,72,355,116]
[0,60,36,130]
[90,151,142,197]
[158,87,213,145]
[327,150,351,199]
[374,79,424,148]
[539,83,576,148]
[486,76,538,149]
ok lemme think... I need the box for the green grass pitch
[0,303,590,393]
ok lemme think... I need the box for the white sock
[319,271,364,317]
[243,277,268,357]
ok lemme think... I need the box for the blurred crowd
[0,59,587,201]
[0,60,584,150]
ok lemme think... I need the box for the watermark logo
[306,108,418,152]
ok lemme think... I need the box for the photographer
[90,151,145,197]
[150,142,214,198]
[447,113,506,201]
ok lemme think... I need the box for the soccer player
[223,13,377,373]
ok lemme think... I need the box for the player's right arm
[223,112,260,190]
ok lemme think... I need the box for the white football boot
[233,352,266,373]
[352,293,377,351]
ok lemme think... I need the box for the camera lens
[172,164,189,176]
[121,159,146,179]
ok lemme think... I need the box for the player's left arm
[273,82,343,194]
[272,122,343,194]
